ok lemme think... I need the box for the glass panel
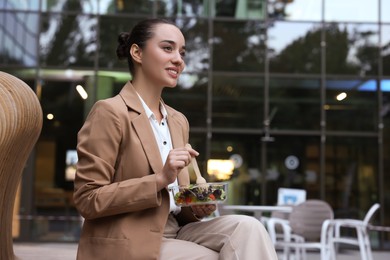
[382,0,390,22]
[210,134,263,205]
[326,78,378,131]
[268,21,321,74]
[269,77,321,130]
[33,78,86,241]
[1,0,39,10]
[272,0,322,21]
[215,0,266,19]
[98,16,139,70]
[157,0,208,17]
[40,13,97,67]
[212,74,263,129]
[325,23,379,76]
[383,91,390,228]
[0,11,39,66]
[383,24,390,76]
[42,0,98,14]
[266,136,321,203]
[325,0,379,23]
[98,0,152,14]
[179,18,209,73]
[213,20,266,72]
[163,72,208,128]
[325,136,378,219]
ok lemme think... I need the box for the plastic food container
[170,182,228,206]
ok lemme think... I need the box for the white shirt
[137,94,181,214]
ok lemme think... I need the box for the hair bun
[116,32,130,60]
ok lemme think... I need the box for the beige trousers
[159,214,278,260]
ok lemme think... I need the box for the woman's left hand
[190,204,217,218]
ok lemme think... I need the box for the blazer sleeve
[73,99,163,220]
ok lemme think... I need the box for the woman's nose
[172,51,184,65]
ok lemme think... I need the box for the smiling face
[138,23,186,89]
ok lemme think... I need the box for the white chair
[329,203,380,260]
[267,200,334,260]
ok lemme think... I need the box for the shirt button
[163,141,167,145]
[162,122,165,126]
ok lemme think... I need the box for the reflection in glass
[163,73,208,128]
[42,0,98,13]
[325,0,378,22]
[382,24,390,76]
[325,136,378,218]
[0,12,39,66]
[382,0,390,22]
[178,18,209,73]
[40,13,97,67]
[268,22,321,74]
[326,79,378,131]
[213,20,266,72]
[157,0,207,17]
[266,136,320,202]
[98,17,139,70]
[269,78,320,130]
[212,74,263,129]
[281,0,322,21]
[210,134,264,205]
[1,0,39,10]
[215,0,265,19]
[325,23,379,76]
[98,0,152,14]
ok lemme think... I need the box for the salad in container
[170,182,228,206]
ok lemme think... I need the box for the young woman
[73,18,278,260]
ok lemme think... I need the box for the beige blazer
[73,82,199,260]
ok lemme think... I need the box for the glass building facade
[1,0,389,248]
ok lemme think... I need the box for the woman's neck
[131,79,163,120]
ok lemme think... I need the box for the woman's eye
[163,46,173,51]
[180,51,186,58]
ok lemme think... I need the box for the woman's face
[140,23,186,88]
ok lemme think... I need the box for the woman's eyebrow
[160,40,186,50]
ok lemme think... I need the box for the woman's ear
[130,43,142,64]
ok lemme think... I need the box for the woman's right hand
[156,146,199,190]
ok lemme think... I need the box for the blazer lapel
[119,82,163,174]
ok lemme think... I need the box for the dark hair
[116,18,177,76]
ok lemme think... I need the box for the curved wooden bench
[0,71,42,259]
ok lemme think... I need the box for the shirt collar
[136,92,167,120]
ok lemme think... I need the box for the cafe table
[220,205,293,220]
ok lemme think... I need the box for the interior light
[336,92,347,101]
[47,113,54,120]
[76,85,88,100]
[207,159,235,180]
[227,146,233,152]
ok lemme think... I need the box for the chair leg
[357,229,368,260]
[362,230,373,260]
